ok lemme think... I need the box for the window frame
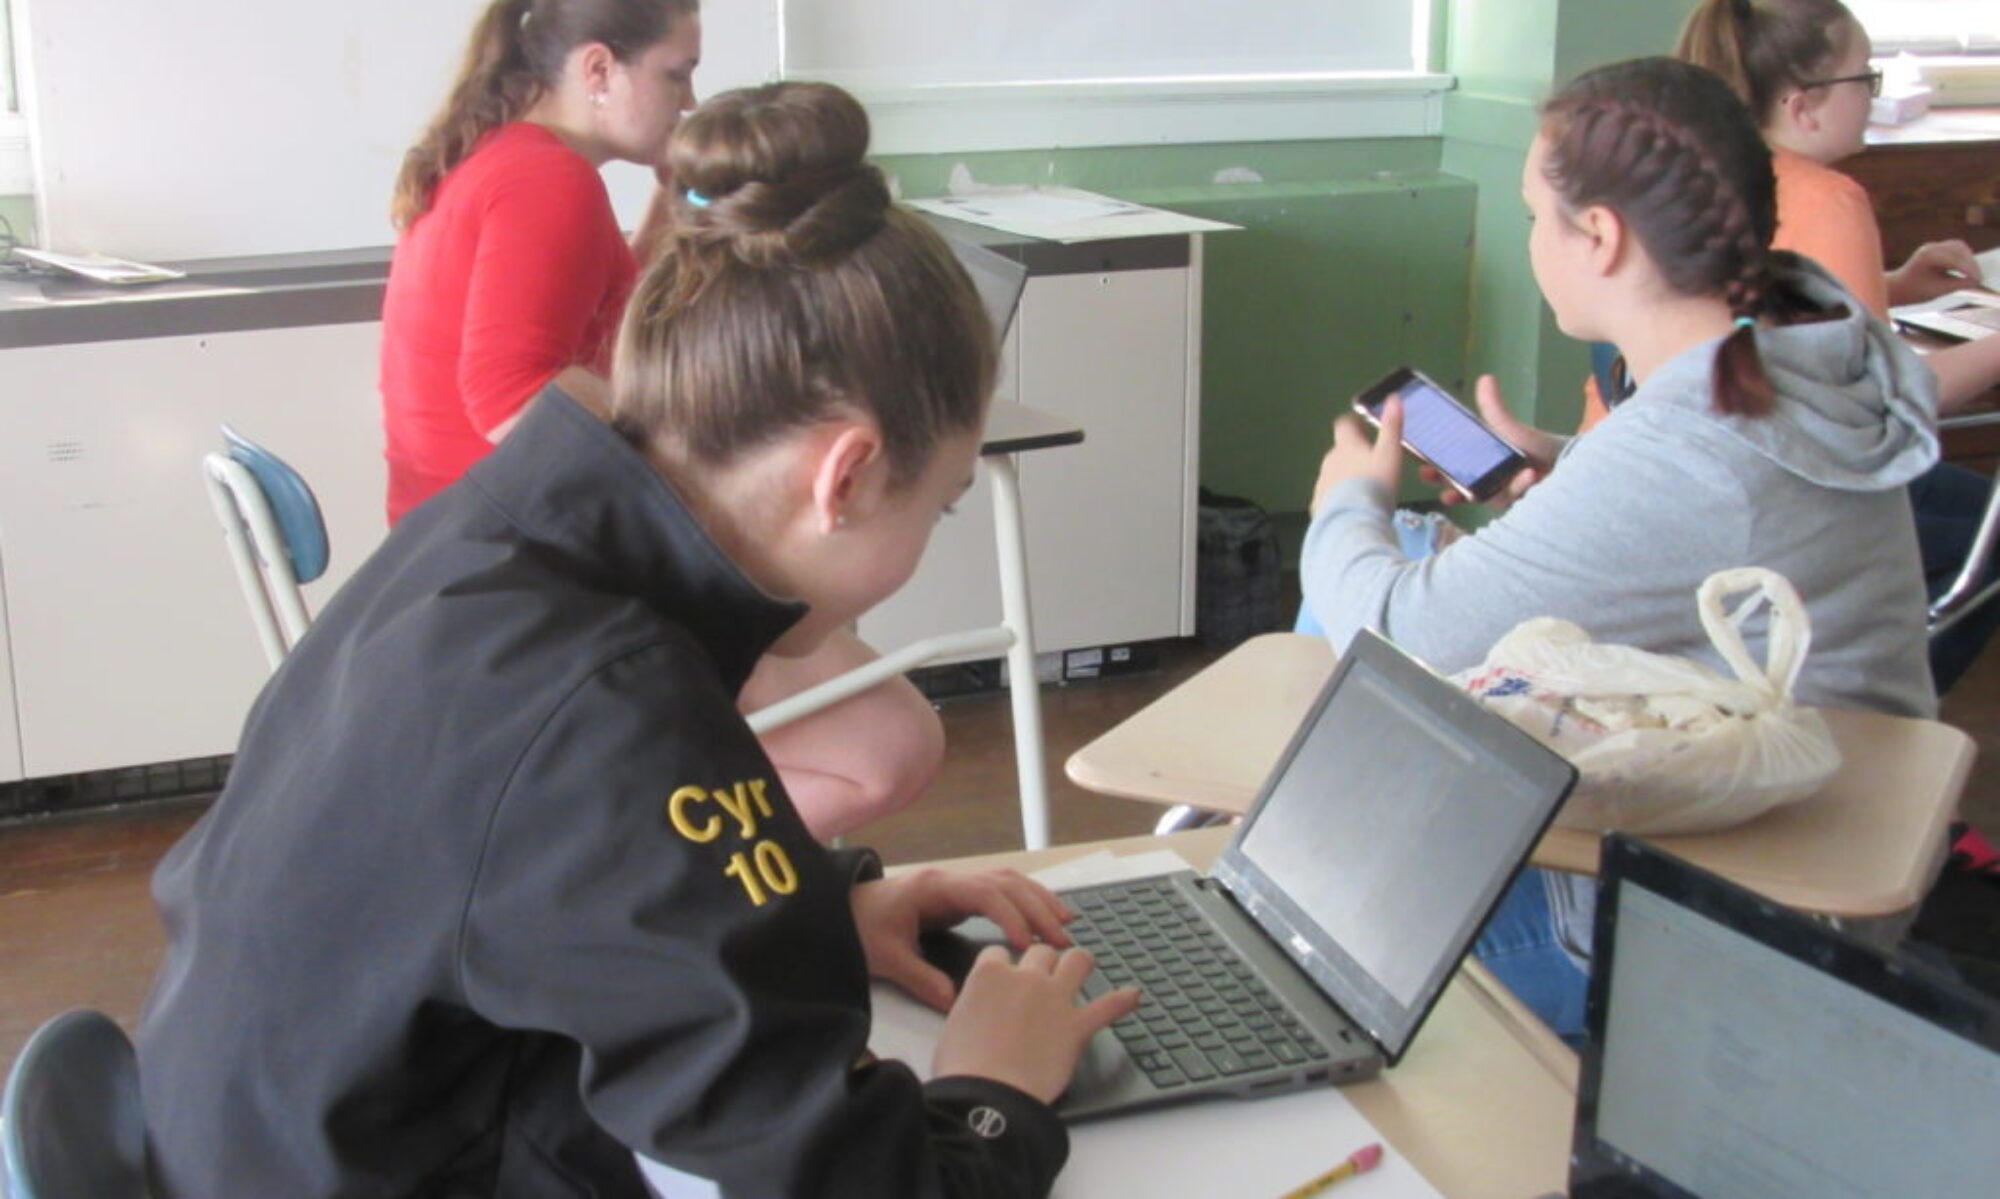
[776,0,1451,155]
[1851,1,2000,56]
[0,0,29,198]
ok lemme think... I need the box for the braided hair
[1541,57,1826,419]
[612,82,995,489]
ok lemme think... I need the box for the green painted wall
[1439,0,1699,432]
[1128,178,1475,510]
[875,142,1474,514]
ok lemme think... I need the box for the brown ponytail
[1542,58,1833,419]
[613,82,995,489]
[391,0,697,230]
[1674,0,1861,126]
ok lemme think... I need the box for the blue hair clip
[685,190,712,209]
[1734,315,1756,330]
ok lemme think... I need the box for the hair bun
[670,82,891,267]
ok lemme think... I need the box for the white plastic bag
[1450,568,1842,835]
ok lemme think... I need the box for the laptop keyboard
[1067,877,1332,1091]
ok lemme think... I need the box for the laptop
[940,230,1028,344]
[1006,629,1578,1119]
[1571,835,2000,1198]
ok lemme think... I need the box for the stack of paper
[909,187,1238,245]
[14,246,185,285]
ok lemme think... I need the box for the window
[0,0,15,115]
[1851,1,2000,56]
[778,0,1448,154]
[0,0,30,200]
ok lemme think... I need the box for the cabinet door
[0,324,387,777]
[1016,267,1193,651]
[856,323,1019,653]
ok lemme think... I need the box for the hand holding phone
[1351,367,1527,503]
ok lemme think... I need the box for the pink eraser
[1350,1142,1385,1172]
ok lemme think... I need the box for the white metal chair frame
[1927,410,2000,637]
[198,409,1078,850]
[202,451,313,671]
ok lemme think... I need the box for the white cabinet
[860,244,1201,660]
[858,323,1017,648]
[0,232,1201,782]
[1018,265,1196,650]
[0,552,20,783]
[0,323,387,778]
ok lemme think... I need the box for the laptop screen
[941,233,1028,344]
[1577,837,2000,1198]
[1215,630,1577,1062]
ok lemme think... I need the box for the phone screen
[1364,375,1519,490]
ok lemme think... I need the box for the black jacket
[139,389,1067,1197]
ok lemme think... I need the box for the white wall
[17,0,776,261]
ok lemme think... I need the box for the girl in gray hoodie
[1301,56,1939,1039]
[1304,59,1937,721]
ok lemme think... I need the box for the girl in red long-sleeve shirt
[381,0,945,840]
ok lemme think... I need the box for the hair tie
[685,190,712,209]
[1734,315,1756,330]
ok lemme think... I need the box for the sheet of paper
[909,186,1239,244]
[1976,245,2000,287]
[14,246,186,284]
[1894,287,2000,318]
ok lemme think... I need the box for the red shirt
[379,123,637,524]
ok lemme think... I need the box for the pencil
[1278,1141,1384,1199]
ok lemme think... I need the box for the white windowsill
[795,72,1455,156]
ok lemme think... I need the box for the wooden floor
[6,635,1998,1079]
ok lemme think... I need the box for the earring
[589,91,607,108]
[835,514,849,529]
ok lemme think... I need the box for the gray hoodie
[1302,256,1939,718]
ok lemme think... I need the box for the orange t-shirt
[1770,147,1890,319]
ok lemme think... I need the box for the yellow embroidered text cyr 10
[666,778,799,906]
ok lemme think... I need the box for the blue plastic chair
[1,1009,149,1199]
[200,425,329,670]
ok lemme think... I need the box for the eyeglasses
[1800,68,1884,98]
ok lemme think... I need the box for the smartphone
[1351,367,1527,502]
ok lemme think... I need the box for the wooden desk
[1852,107,2000,266]
[915,828,1578,1199]
[1066,633,1976,919]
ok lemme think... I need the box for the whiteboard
[785,0,1421,88]
[20,0,775,261]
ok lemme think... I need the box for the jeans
[1911,461,2000,695]
[1470,869,1590,1046]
